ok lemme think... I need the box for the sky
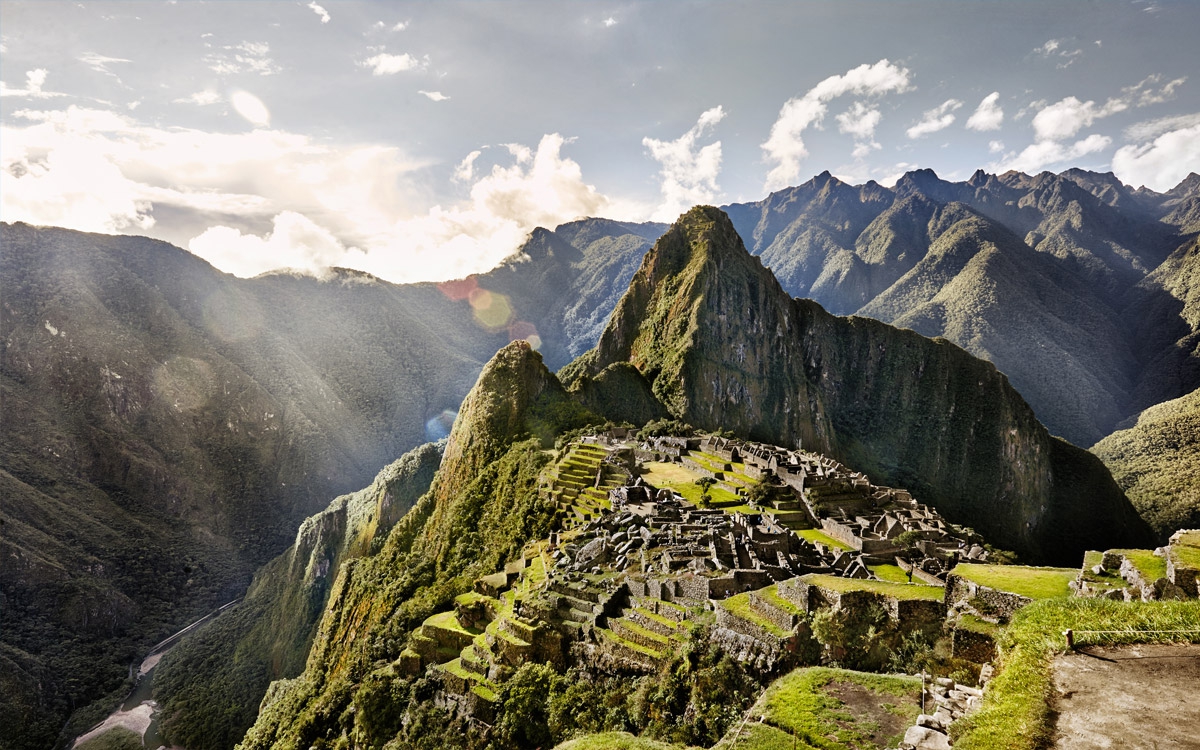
[2,0,1199,284]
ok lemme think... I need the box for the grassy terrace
[950,564,1077,600]
[719,591,790,638]
[869,564,910,583]
[747,666,922,750]
[640,461,742,507]
[1109,549,1167,583]
[1172,530,1200,569]
[553,732,689,750]
[598,626,664,659]
[802,574,944,601]
[952,598,1200,750]
[796,528,853,551]
[1077,551,1128,592]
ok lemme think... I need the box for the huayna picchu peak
[566,206,1152,564]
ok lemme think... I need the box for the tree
[695,477,717,508]
[894,530,925,582]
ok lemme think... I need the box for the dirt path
[1050,643,1200,749]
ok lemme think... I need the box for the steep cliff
[571,206,1151,563]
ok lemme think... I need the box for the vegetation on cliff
[1091,387,1200,539]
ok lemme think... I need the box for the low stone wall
[715,605,786,645]
[944,573,1031,621]
[952,628,997,663]
[893,598,948,631]
[748,591,800,633]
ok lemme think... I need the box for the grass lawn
[1109,549,1167,583]
[719,592,790,638]
[553,732,693,750]
[869,564,912,583]
[950,564,1077,600]
[797,528,853,551]
[951,598,1200,750]
[747,666,922,750]
[1172,530,1200,569]
[641,462,740,506]
[802,574,944,601]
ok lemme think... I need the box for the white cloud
[307,1,330,23]
[603,16,617,27]
[906,99,962,139]
[79,53,132,77]
[762,59,911,191]
[374,20,408,32]
[988,139,1005,154]
[174,89,221,106]
[643,106,726,222]
[1123,73,1187,106]
[454,150,482,182]
[836,102,882,160]
[1035,38,1082,68]
[1112,124,1200,191]
[230,90,270,127]
[0,106,610,283]
[0,68,65,99]
[190,210,353,277]
[966,92,1004,131]
[997,133,1112,174]
[835,102,881,139]
[1124,112,1200,141]
[1031,96,1126,142]
[206,41,279,76]
[360,52,428,75]
[418,90,449,102]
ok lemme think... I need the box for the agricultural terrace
[727,666,923,750]
[950,564,1077,600]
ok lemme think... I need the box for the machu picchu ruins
[404,426,1200,739]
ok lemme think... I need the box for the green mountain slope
[722,169,1197,446]
[238,341,590,749]
[149,441,443,750]
[0,223,491,749]
[1091,388,1200,539]
[567,206,1151,563]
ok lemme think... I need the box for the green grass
[802,574,944,601]
[424,610,482,637]
[956,613,1001,637]
[598,627,664,658]
[639,461,741,506]
[951,598,1200,750]
[76,728,144,750]
[797,529,854,551]
[950,564,1077,600]
[1109,549,1168,583]
[1173,530,1200,569]
[440,657,486,681]
[869,564,911,583]
[757,585,805,617]
[553,731,692,750]
[748,666,922,750]
[719,592,790,638]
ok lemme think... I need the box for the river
[71,600,240,749]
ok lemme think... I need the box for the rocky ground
[1050,643,1200,749]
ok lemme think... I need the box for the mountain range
[1,166,1197,749]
